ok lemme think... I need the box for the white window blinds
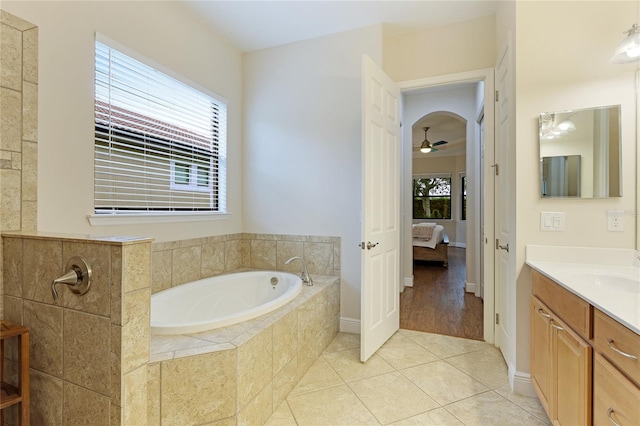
[94,40,227,214]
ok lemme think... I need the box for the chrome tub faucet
[285,256,313,286]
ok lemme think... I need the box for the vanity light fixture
[419,127,438,153]
[610,23,640,64]
[540,113,576,140]
[557,119,576,132]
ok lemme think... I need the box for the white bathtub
[151,271,303,335]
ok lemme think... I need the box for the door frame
[397,68,495,344]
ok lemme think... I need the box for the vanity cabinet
[531,296,592,425]
[531,271,593,425]
[531,270,640,426]
[593,308,640,426]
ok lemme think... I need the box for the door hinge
[495,90,499,102]
[491,163,499,176]
[495,313,500,325]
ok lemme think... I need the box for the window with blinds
[94,40,227,215]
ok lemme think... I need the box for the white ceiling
[179,1,499,52]
[179,1,487,159]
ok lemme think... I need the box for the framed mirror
[539,105,621,198]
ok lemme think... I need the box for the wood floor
[400,247,484,341]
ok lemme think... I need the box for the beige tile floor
[265,330,551,426]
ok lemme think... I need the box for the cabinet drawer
[532,271,592,339]
[593,353,640,426]
[594,309,640,386]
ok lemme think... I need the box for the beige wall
[0,1,243,242]
[383,14,496,82]
[509,1,638,383]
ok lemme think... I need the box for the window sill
[88,212,231,226]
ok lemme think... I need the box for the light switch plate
[540,212,565,232]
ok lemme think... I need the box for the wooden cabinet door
[531,296,552,416]
[552,316,592,426]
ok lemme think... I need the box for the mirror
[539,105,621,198]
[541,155,581,197]
[637,70,640,250]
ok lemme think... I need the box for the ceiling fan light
[420,144,431,153]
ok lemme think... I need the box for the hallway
[400,247,484,340]
[265,331,549,425]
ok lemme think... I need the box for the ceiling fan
[416,127,448,153]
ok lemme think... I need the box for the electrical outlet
[607,210,624,232]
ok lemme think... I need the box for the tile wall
[2,231,340,425]
[148,276,341,425]
[0,9,38,318]
[2,233,152,425]
[151,233,341,293]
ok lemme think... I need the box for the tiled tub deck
[147,275,340,425]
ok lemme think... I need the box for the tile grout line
[279,332,548,425]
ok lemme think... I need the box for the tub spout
[284,256,313,286]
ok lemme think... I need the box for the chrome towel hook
[51,256,92,300]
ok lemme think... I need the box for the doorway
[401,246,483,339]
[397,70,495,344]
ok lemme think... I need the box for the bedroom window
[461,174,467,220]
[413,175,451,219]
[94,38,227,215]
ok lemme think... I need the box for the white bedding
[412,224,444,249]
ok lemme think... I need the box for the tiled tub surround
[0,10,39,320]
[2,232,152,425]
[1,231,339,424]
[148,275,340,425]
[0,10,38,234]
[151,233,341,294]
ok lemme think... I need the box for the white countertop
[526,245,640,335]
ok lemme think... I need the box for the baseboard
[511,369,536,397]
[404,277,414,288]
[465,281,476,293]
[340,317,361,334]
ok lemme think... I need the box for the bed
[412,223,449,267]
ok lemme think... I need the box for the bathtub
[151,270,303,335]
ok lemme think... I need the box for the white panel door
[495,42,511,360]
[478,117,485,299]
[360,55,401,362]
